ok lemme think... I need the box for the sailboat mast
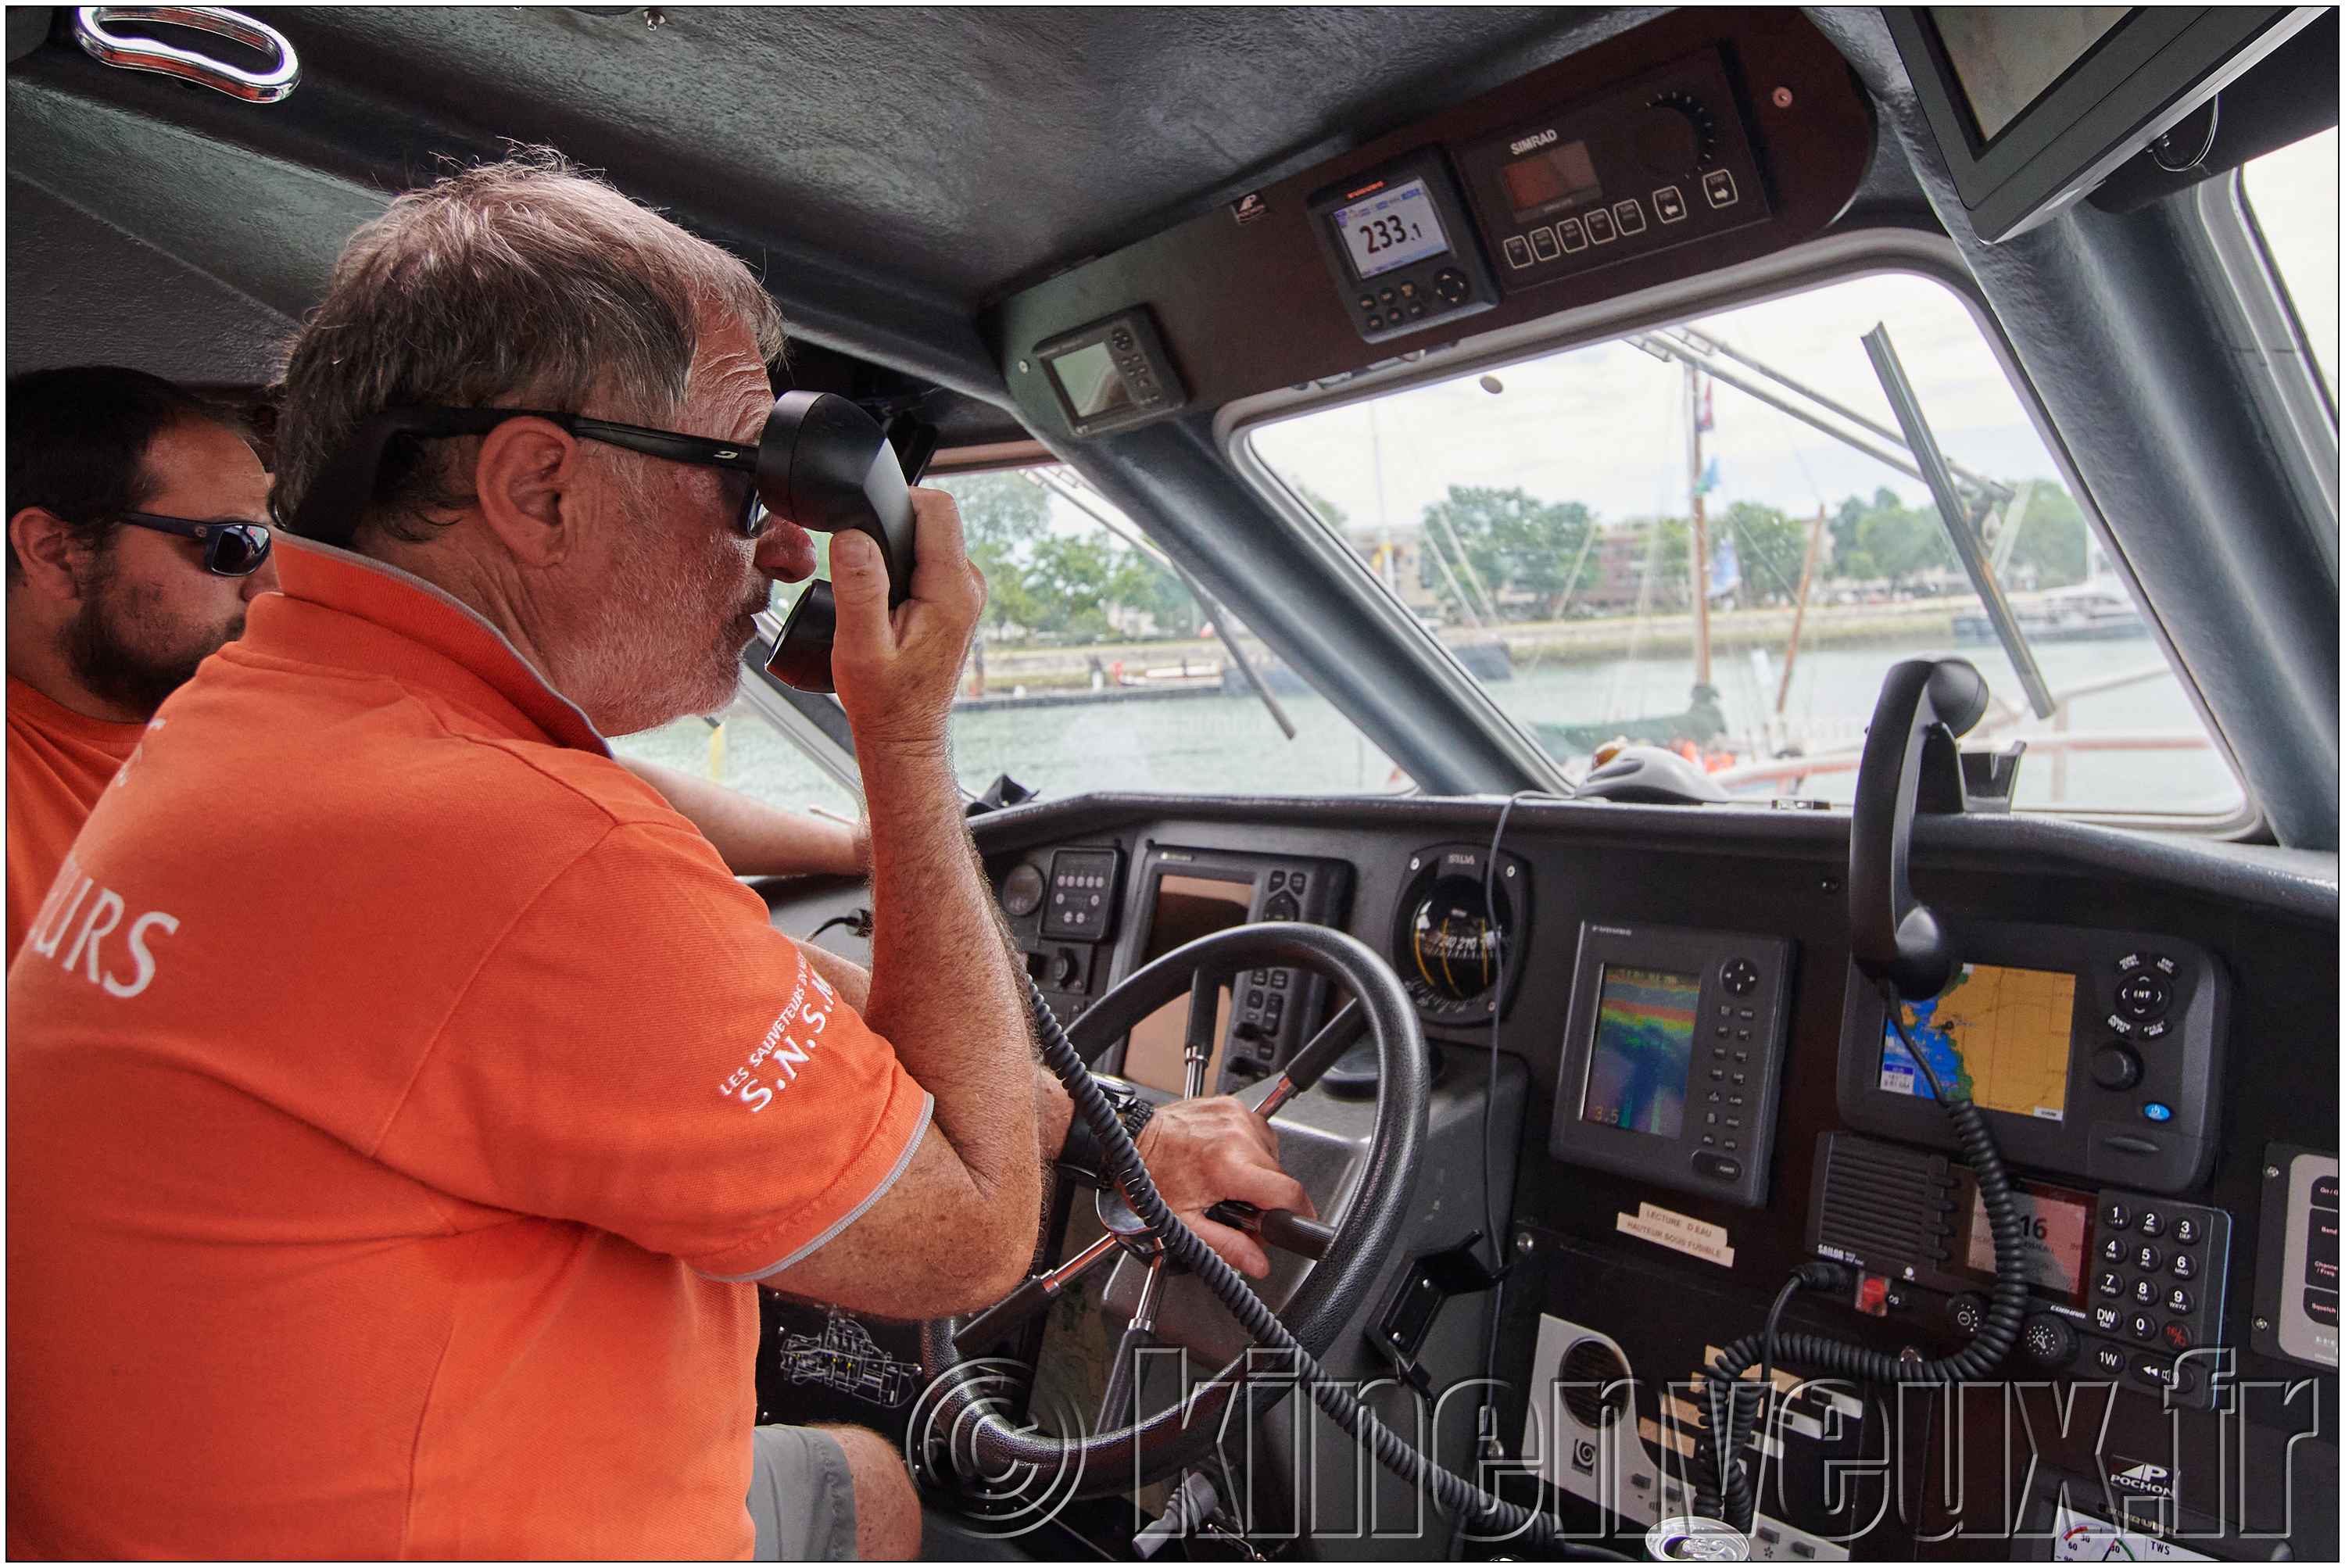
[1687,359,1711,686]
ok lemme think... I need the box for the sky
[2241,127,2338,396]
[1251,270,2065,536]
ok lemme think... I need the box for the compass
[1390,844,1531,1026]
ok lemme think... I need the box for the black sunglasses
[284,405,768,546]
[116,512,274,577]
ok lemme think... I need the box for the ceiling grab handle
[73,6,299,103]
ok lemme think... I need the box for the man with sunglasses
[5,365,277,961]
[9,154,1309,1561]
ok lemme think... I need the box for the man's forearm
[860,743,1038,1214]
[618,755,865,877]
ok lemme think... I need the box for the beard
[577,515,768,736]
[60,548,244,718]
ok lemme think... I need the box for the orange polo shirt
[5,675,144,961]
[6,537,930,1560]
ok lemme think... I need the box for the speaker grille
[1557,1337,1631,1430]
[1813,1133,1956,1273]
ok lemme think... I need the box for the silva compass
[1390,843,1531,1026]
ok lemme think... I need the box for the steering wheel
[915,921,1427,1502]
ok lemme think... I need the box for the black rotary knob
[1636,91,1716,177]
[1946,1291,1988,1338]
[2091,1044,2142,1090]
[2021,1312,2079,1369]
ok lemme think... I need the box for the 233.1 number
[1360,215,1423,254]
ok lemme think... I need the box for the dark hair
[276,147,788,546]
[5,365,230,582]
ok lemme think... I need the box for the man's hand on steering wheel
[1133,1098,1317,1280]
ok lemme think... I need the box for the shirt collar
[270,535,611,756]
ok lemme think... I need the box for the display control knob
[1638,90,1717,177]
[2021,1312,2079,1369]
[2091,1044,2142,1090]
[1946,1291,1988,1338]
[1051,947,1081,988]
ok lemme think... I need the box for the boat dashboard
[764,791,2337,1559]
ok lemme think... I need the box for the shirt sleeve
[371,819,930,1279]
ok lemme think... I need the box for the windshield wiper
[1863,324,2057,718]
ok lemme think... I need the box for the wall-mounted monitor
[1886,6,2322,242]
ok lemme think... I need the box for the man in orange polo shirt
[5,367,279,961]
[8,153,1309,1559]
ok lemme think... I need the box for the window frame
[1218,227,2260,836]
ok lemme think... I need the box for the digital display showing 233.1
[1331,179,1452,281]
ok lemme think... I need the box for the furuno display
[1548,921,1792,1207]
[1388,842,1531,1027]
[1032,306,1189,438]
[1305,146,1497,345]
[1834,924,2225,1194]
[1112,847,1352,1097]
[1809,1132,2236,1408]
[1455,48,1770,295]
[1886,6,2319,242]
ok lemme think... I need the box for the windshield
[1247,270,2244,819]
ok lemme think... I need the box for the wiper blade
[1862,324,2056,719]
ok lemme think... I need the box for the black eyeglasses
[116,512,274,577]
[284,405,768,547]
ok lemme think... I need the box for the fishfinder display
[1331,178,1451,281]
[1498,137,1602,218]
[1881,962,2075,1122]
[1581,965,1699,1139]
[1045,341,1132,420]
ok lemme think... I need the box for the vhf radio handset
[761,392,933,694]
[1849,656,1989,1001]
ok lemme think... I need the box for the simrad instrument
[1454,48,1771,294]
[1549,920,1793,1207]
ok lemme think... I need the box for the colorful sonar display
[1581,965,1699,1139]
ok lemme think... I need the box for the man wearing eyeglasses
[9,154,1308,1561]
[5,366,277,961]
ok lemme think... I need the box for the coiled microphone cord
[1692,981,2031,1532]
[1019,972,1630,1559]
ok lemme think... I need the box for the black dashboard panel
[995,8,1876,437]
[764,793,2337,1556]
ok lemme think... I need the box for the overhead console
[997,9,1871,435]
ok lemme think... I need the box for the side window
[1248,270,2243,820]
[2240,126,2339,403]
[924,466,1409,799]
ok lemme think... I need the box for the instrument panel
[879,791,2336,1557]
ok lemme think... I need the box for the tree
[936,471,1048,632]
[1827,487,1954,582]
[1417,485,1595,619]
[1720,501,1811,601]
[2002,480,2090,586]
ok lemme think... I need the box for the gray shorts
[747,1424,859,1561]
